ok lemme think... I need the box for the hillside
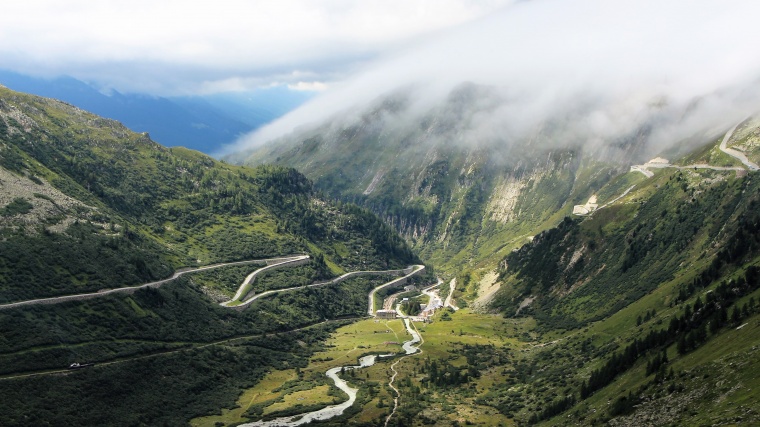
[235,121,760,427]
[0,86,420,425]
[479,127,760,424]
[236,80,760,425]
[239,84,653,275]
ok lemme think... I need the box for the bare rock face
[0,166,94,234]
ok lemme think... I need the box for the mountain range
[2,81,760,426]
[0,70,311,154]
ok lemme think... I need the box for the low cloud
[0,0,510,95]
[228,0,760,159]
[287,81,328,92]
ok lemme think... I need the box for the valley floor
[192,280,533,427]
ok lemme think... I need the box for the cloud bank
[228,0,760,157]
[0,0,510,95]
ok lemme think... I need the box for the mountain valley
[2,82,760,427]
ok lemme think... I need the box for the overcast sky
[0,0,512,95]
[4,0,760,157]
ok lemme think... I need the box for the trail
[0,318,357,381]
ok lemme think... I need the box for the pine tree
[677,335,687,355]
[731,305,742,325]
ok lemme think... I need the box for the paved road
[221,255,310,306]
[367,265,425,316]
[0,255,308,311]
[719,119,759,171]
[382,289,404,311]
[234,265,420,309]
[630,119,758,179]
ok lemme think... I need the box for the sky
[0,0,511,95]
[3,0,760,157]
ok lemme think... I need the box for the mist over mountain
[228,0,760,159]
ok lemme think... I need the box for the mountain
[0,86,420,425]
[481,120,760,424]
[240,83,656,274]
[238,83,760,424]
[0,70,311,153]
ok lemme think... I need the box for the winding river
[241,318,421,426]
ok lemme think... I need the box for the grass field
[191,318,406,426]
[191,306,537,427]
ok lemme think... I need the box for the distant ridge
[0,69,311,154]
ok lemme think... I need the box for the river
[241,318,421,426]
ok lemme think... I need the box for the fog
[226,0,760,158]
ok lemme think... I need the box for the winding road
[2,252,429,426]
[0,255,308,311]
[630,119,758,179]
[594,119,759,216]
[367,265,425,316]
[232,264,423,310]
[222,255,310,306]
[719,119,759,171]
[1,259,425,381]
[1,255,424,312]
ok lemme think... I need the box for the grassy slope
[493,163,755,326]
[0,87,421,426]
[479,132,760,424]
[0,86,418,302]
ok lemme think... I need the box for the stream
[241,318,421,426]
